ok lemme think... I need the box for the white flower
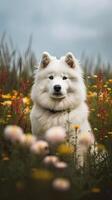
[43,155,59,165]
[30,140,49,155]
[54,161,68,169]
[45,126,66,143]
[4,125,24,143]
[52,178,71,191]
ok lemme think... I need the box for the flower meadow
[0,38,112,200]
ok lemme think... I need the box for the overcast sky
[0,0,112,63]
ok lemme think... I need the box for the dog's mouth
[51,92,65,99]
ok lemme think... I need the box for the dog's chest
[37,111,68,131]
[35,108,85,134]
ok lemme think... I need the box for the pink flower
[45,126,66,143]
[30,140,49,155]
[52,178,71,191]
[79,132,94,147]
[54,161,68,169]
[43,155,59,165]
[4,125,24,143]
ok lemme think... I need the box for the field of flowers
[0,38,112,200]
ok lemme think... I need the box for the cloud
[0,0,112,62]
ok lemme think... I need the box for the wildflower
[2,156,10,161]
[96,143,106,152]
[57,144,74,155]
[1,100,12,106]
[4,125,24,143]
[1,94,11,99]
[23,107,30,114]
[21,134,36,146]
[12,90,18,96]
[94,128,98,131]
[43,155,59,165]
[71,124,80,130]
[7,114,12,118]
[30,140,49,155]
[91,108,95,112]
[16,181,25,191]
[87,91,97,98]
[0,119,7,124]
[18,134,26,144]
[92,85,97,88]
[31,169,53,181]
[104,84,107,88]
[54,161,68,169]
[107,87,111,91]
[52,178,71,191]
[79,132,94,147]
[23,97,30,105]
[91,187,101,193]
[108,132,112,135]
[93,75,98,78]
[45,126,66,143]
[108,79,112,84]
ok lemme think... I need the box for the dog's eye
[63,76,68,80]
[49,75,54,80]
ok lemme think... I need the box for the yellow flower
[108,79,112,84]
[1,94,11,99]
[31,169,53,181]
[21,134,36,146]
[92,85,97,89]
[71,124,80,130]
[108,132,112,135]
[57,144,74,155]
[0,119,7,124]
[87,91,97,98]
[97,143,106,152]
[91,187,101,193]
[1,100,12,106]
[23,97,30,105]
[93,75,98,78]
[23,107,30,114]
[12,90,18,96]
[94,128,98,131]
[107,87,111,91]
[2,156,10,161]
[7,114,12,118]
[91,108,95,112]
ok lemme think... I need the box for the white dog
[30,52,95,166]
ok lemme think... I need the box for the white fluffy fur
[30,52,95,166]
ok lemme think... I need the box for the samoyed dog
[30,52,95,166]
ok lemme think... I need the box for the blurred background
[0,0,112,63]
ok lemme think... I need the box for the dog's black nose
[54,85,61,92]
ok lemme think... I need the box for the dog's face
[31,52,86,111]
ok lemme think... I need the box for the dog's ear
[40,52,51,68]
[65,52,76,68]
